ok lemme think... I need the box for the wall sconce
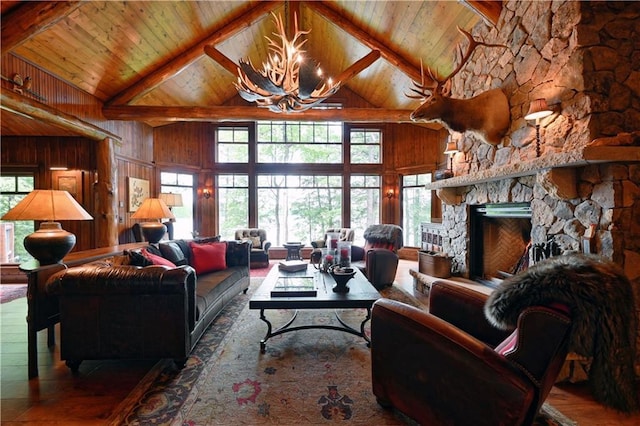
[203,188,212,199]
[524,98,553,157]
[386,189,395,199]
[443,139,458,175]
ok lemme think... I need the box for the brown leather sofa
[371,280,572,426]
[46,239,250,371]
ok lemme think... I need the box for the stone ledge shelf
[426,146,640,191]
[428,145,640,205]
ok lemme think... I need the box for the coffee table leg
[258,309,272,354]
[258,308,299,353]
[362,307,372,347]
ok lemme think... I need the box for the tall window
[218,174,249,240]
[160,172,194,239]
[350,175,380,243]
[0,174,35,263]
[257,174,342,246]
[402,173,432,247]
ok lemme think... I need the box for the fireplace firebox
[469,203,532,287]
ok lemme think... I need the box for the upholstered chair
[310,228,355,249]
[234,228,271,268]
[352,224,403,290]
[371,280,572,426]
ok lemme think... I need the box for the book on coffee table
[278,260,308,272]
[271,276,317,297]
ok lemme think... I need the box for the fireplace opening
[469,203,532,287]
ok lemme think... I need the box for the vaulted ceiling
[1,1,501,133]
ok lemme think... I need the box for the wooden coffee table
[249,264,381,353]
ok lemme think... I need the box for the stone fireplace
[423,2,640,368]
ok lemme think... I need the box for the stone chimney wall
[440,0,640,270]
[437,1,640,369]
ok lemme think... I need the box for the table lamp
[1,190,93,265]
[130,198,175,243]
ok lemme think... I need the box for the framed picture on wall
[128,177,149,212]
[52,170,82,202]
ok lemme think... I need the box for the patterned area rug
[111,278,572,425]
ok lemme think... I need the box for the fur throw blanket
[484,253,638,413]
[363,224,403,250]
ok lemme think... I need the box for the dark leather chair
[371,281,572,426]
[352,224,403,290]
[234,228,271,268]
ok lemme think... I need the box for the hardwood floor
[1,259,638,424]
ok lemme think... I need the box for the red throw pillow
[141,248,176,268]
[189,241,227,274]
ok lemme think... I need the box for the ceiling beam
[303,1,424,84]
[1,88,122,143]
[463,1,502,26]
[102,105,417,124]
[1,1,84,55]
[106,0,282,106]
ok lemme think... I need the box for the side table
[283,242,303,261]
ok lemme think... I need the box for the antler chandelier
[235,12,340,113]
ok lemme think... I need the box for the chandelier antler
[235,12,340,113]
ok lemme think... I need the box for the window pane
[350,129,381,164]
[218,174,248,240]
[1,175,35,263]
[160,172,194,239]
[217,127,249,163]
[402,173,432,247]
[257,175,342,246]
[257,121,342,163]
[350,175,380,243]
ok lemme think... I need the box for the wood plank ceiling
[0,1,501,135]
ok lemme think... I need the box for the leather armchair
[352,224,403,290]
[371,281,572,426]
[235,228,271,268]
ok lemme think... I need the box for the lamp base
[24,222,76,265]
[141,222,167,244]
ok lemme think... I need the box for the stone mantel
[426,146,640,192]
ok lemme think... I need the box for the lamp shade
[2,190,93,221]
[1,190,93,265]
[159,192,183,208]
[443,141,458,155]
[524,98,552,121]
[130,198,175,220]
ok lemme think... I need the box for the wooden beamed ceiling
[1,1,501,135]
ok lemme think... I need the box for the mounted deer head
[409,27,510,146]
